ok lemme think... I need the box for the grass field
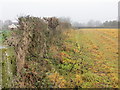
[0,30,12,45]
[0,30,15,88]
[46,28,118,88]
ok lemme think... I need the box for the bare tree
[43,17,59,30]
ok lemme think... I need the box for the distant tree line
[102,20,118,28]
[0,18,118,30]
[72,20,118,28]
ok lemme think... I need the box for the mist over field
[0,0,118,22]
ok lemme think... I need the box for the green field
[46,29,118,88]
[0,30,15,88]
[0,30,12,44]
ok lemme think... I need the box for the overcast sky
[0,0,119,23]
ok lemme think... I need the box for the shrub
[5,15,72,88]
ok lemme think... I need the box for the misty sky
[0,0,119,23]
